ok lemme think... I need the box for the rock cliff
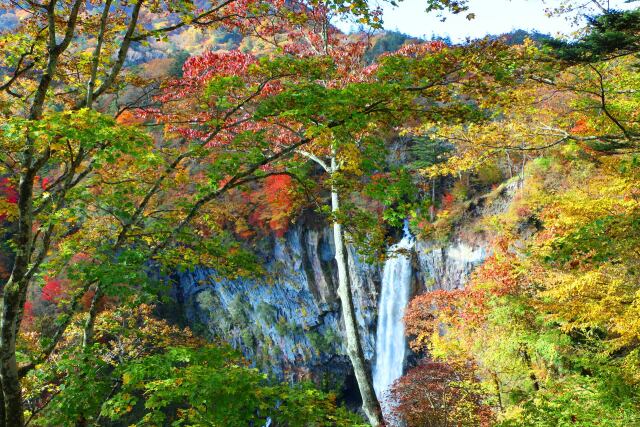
[170,181,516,390]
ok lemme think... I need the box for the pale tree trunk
[330,158,383,427]
[517,142,527,188]
[505,151,514,179]
[519,152,526,188]
[430,177,436,222]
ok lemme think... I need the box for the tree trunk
[330,163,383,426]
[85,0,112,109]
[82,286,102,349]
[520,347,540,391]
[518,144,526,188]
[1,277,29,427]
[1,166,37,426]
[0,379,5,427]
[492,371,504,411]
[430,177,436,222]
[505,152,514,179]
[0,282,24,425]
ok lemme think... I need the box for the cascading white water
[373,222,415,401]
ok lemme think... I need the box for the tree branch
[296,149,330,172]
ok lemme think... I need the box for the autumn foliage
[3,0,640,425]
[0,177,17,221]
[402,145,640,424]
[247,174,296,237]
[0,178,17,204]
[389,359,494,427]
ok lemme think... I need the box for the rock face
[171,217,380,385]
[415,241,486,292]
[172,226,485,383]
[171,182,516,389]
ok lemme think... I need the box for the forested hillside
[1,0,639,426]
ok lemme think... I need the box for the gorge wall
[170,182,516,394]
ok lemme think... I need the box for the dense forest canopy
[1,0,639,425]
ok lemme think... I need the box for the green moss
[228,294,251,326]
[257,302,278,324]
[240,328,255,349]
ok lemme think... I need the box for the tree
[149,21,392,424]
[414,4,640,177]
[409,137,453,220]
[399,10,640,421]
[0,1,388,424]
[545,9,640,62]
[403,146,640,425]
[244,18,517,424]
[388,359,494,427]
[21,302,365,426]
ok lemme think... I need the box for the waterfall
[373,222,415,401]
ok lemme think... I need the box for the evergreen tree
[546,8,640,62]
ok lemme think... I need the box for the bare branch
[130,0,238,41]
